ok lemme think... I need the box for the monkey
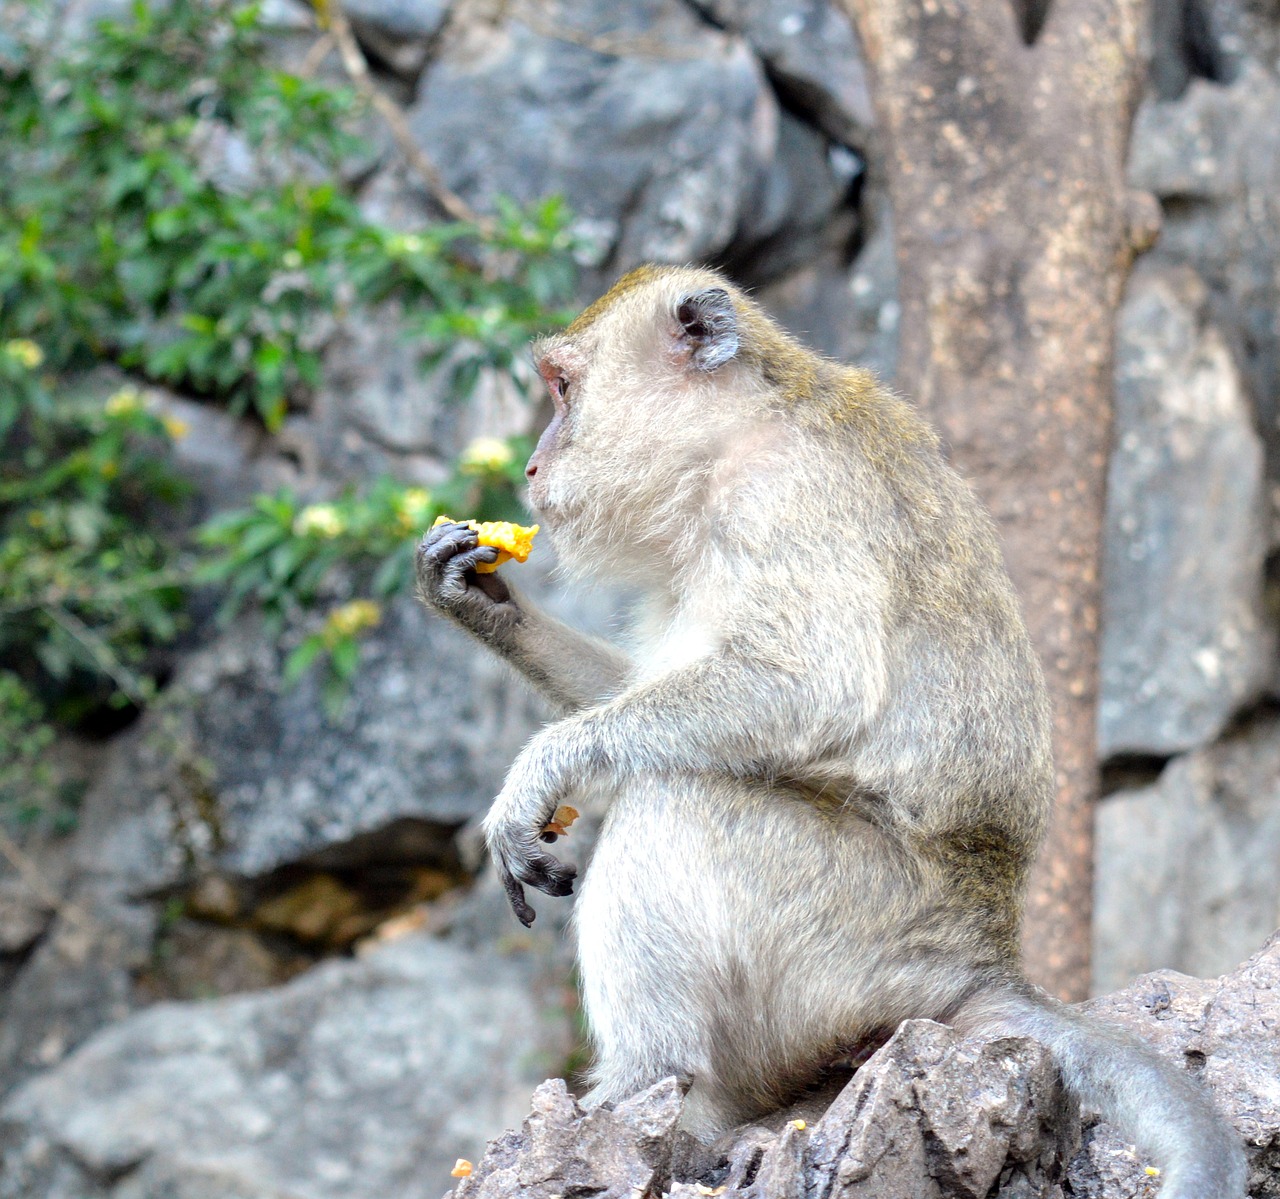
[415,264,1246,1198]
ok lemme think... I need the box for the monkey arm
[416,522,633,712]
[484,628,888,924]
[496,597,634,712]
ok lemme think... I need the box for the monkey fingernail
[539,828,561,843]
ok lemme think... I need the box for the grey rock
[729,110,856,283]
[341,0,452,81]
[0,880,53,957]
[0,933,575,1199]
[449,1022,1078,1199]
[0,594,555,1089]
[452,940,1280,1199]
[402,0,841,271]
[1081,932,1280,1196]
[316,308,540,459]
[758,197,899,379]
[1094,711,1280,996]
[690,0,874,144]
[1215,0,1280,81]
[341,0,451,41]
[448,1076,684,1199]
[88,598,549,886]
[805,1021,1077,1199]
[0,896,157,1091]
[1098,262,1272,758]
[1128,64,1280,522]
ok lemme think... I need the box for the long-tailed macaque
[416,265,1245,1198]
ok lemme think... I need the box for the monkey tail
[951,982,1247,1199]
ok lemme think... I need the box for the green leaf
[283,635,325,686]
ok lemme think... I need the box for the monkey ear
[675,288,739,372]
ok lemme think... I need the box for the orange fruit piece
[433,515,539,573]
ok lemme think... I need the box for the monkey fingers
[495,854,538,927]
[417,532,498,599]
[501,831,577,896]
[418,520,477,562]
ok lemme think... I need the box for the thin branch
[510,1,705,60]
[0,824,96,936]
[322,1,490,230]
[299,31,336,78]
[44,605,150,707]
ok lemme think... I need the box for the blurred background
[0,0,1276,1196]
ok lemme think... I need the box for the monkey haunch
[415,267,1245,1198]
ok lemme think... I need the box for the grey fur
[415,265,1246,1197]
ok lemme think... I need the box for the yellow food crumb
[1144,1167,1161,1177]
[450,1159,473,1178]
[542,804,580,839]
[789,1119,806,1131]
[433,514,539,573]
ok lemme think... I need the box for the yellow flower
[323,599,382,644]
[459,437,515,476]
[5,339,43,369]
[394,487,432,532]
[105,386,143,416]
[388,233,426,256]
[294,504,345,538]
[161,415,189,441]
[100,460,119,480]
[432,514,539,573]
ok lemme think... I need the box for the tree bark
[842,0,1154,999]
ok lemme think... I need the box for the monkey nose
[525,463,538,478]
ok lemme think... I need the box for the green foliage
[0,1,575,827]
[197,438,532,715]
[0,0,575,429]
[0,352,187,720]
[0,350,185,829]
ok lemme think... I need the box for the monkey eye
[550,375,570,404]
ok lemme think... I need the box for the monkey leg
[574,773,982,1139]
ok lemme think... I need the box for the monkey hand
[483,743,579,927]
[416,521,521,642]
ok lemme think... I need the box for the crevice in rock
[1010,0,1052,47]
[136,816,474,1000]
[715,77,865,291]
[1099,753,1173,798]
[1205,695,1280,751]
[1151,0,1236,101]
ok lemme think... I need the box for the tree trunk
[842,0,1154,999]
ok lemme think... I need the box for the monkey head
[524,265,767,580]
